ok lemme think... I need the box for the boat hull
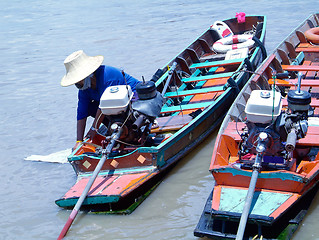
[56,15,267,213]
[195,13,319,239]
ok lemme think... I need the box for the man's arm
[73,117,87,151]
[77,118,87,141]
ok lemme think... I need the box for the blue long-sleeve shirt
[77,65,139,120]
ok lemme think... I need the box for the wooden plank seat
[297,125,319,146]
[281,65,319,72]
[190,58,244,69]
[160,101,213,114]
[182,72,234,83]
[204,77,229,87]
[296,43,319,53]
[296,47,319,53]
[268,79,319,87]
[164,86,224,98]
[151,115,193,133]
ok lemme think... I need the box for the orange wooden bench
[296,43,319,53]
[268,79,319,87]
[298,125,319,146]
[281,65,319,71]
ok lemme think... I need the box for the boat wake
[24,148,71,163]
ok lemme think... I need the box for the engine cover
[99,85,133,115]
[245,90,282,124]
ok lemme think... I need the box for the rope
[271,74,276,123]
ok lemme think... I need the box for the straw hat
[61,50,104,87]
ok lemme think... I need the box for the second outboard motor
[239,72,311,166]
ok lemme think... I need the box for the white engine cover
[99,85,133,115]
[245,90,282,124]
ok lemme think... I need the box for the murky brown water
[1,0,319,239]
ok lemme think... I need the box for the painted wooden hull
[56,15,266,213]
[195,13,319,239]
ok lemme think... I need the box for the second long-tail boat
[194,13,319,240]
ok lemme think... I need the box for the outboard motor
[99,82,163,147]
[239,74,311,166]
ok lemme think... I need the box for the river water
[1,0,319,239]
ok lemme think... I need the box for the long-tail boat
[56,15,266,215]
[194,13,319,240]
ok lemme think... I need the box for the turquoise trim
[190,58,245,69]
[56,195,120,208]
[213,167,305,182]
[137,146,158,153]
[68,155,85,161]
[182,72,234,83]
[164,86,224,98]
[160,101,213,113]
[155,69,169,87]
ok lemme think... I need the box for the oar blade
[57,209,78,240]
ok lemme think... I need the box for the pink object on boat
[236,12,246,23]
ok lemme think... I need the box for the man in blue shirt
[61,50,140,150]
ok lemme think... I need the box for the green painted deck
[219,187,292,217]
